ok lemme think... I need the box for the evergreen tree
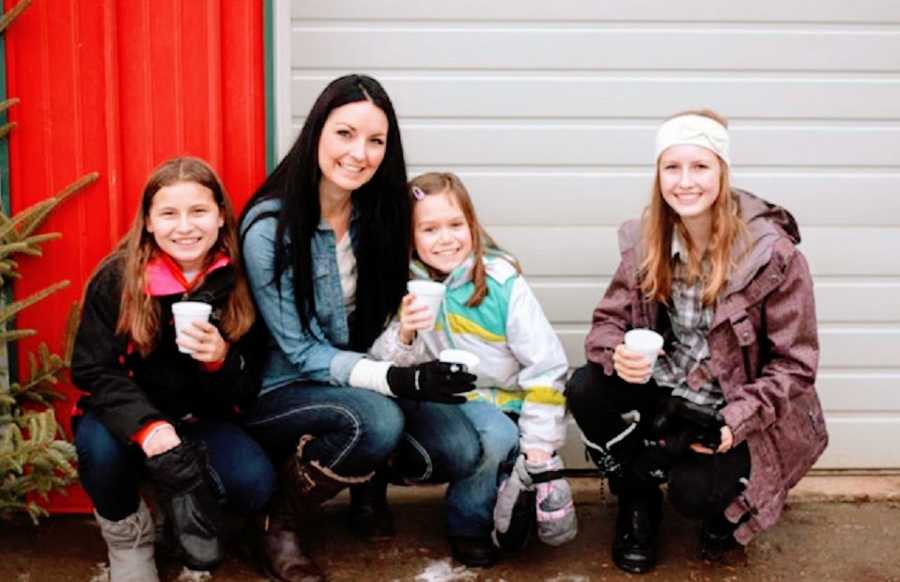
[0,0,100,523]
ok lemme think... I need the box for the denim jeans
[74,412,276,521]
[242,383,404,477]
[396,399,520,538]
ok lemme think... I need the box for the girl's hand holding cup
[399,281,447,345]
[398,293,435,345]
[177,320,229,363]
[614,329,664,384]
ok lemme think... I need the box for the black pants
[566,363,750,520]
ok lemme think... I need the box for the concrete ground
[2,474,900,582]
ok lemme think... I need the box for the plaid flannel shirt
[652,234,725,408]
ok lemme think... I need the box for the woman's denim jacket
[241,198,364,395]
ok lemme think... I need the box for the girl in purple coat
[566,109,827,574]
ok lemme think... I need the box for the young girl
[370,172,576,567]
[72,157,274,580]
[566,110,828,573]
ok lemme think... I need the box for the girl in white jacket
[369,172,576,566]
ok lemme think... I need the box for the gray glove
[528,456,578,546]
[492,454,535,551]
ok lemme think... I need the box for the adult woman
[240,74,473,581]
[566,110,827,573]
[72,157,274,580]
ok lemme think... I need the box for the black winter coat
[71,257,265,444]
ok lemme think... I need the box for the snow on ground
[414,558,480,582]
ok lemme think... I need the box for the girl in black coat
[72,157,274,580]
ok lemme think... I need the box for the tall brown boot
[258,437,372,582]
[258,485,324,582]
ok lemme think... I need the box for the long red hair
[638,110,747,305]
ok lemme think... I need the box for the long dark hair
[241,74,410,351]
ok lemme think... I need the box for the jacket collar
[145,252,231,296]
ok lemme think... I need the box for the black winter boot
[144,441,225,571]
[698,512,739,561]
[349,470,395,541]
[611,485,662,574]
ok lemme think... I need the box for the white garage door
[273,2,900,469]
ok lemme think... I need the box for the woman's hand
[398,293,434,345]
[613,343,659,384]
[178,320,229,363]
[142,423,181,457]
[690,425,735,455]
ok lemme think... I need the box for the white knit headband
[654,114,731,166]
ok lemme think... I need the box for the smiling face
[413,191,474,275]
[657,144,723,226]
[145,181,223,273]
[317,100,389,196]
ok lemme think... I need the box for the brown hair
[408,172,520,307]
[104,157,255,355]
[639,109,747,305]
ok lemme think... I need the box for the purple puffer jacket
[585,189,828,544]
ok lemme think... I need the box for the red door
[4,0,266,513]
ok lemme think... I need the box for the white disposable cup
[407,280,446,329]
[439,349,480,373]
[172,301,213,354]
[624,329,664,382]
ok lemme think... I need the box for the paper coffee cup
[439,349,480,373]
[407,280,446,329]
[624,329,664,379]
[172,301,212,354]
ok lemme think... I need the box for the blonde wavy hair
[639,109,747,305]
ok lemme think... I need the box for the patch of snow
[86,562,109,582]
[414,558,479,582]
[175,567,212,581]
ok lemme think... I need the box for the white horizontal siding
[283,3,900,468]
[292,2,900,23]
[532,281,900,323]
[293,76,900,121]
[291,28,900,72]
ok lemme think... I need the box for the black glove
[386,360,476,404]
[144,440,225,570]
[652,396,724,454]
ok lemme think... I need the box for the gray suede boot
[94,498,160,582]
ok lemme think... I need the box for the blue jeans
[242,384,404,477]
[396,400,520,538]
[74,412,275,521]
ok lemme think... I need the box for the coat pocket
[770,395,823,489]
[728,312,757,382]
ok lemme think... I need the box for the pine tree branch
[62,302,81,366]
[0,0,31,36]
[0,280,69,326]
[0,98,19,115]
[0,328,35,343]
[0,122,17,141]
[15,172,99,239]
